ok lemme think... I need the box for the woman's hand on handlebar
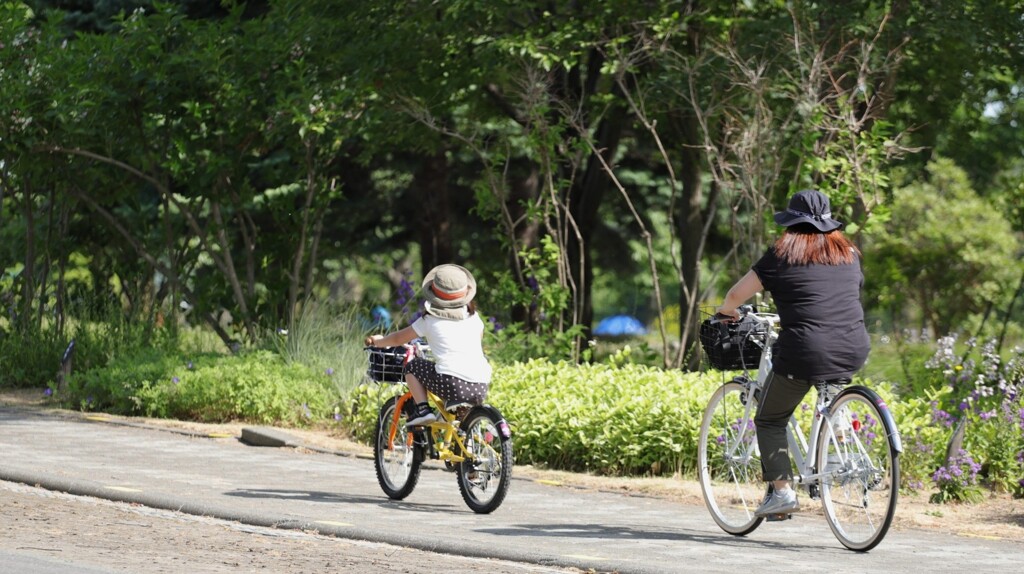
[714,306,740,322]
[365,334,383,347]
[715,303,755,322]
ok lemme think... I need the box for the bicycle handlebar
[709,304,779,327]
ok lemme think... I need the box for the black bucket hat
[773,189,843,232]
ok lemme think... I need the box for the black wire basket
[698,307,766,371]
[366,346,408,383]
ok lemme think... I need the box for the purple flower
[172,376,180,384]
[187,361,194,370]
[325,368,334,376]
[44,388,52,397]
[933,450,982,489]
[395,272,417,315]
[930,403,956,428]
[488,316,505,332]
[958,400,969,412]
[333,412,342,421]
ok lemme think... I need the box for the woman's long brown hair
[774,226,860,265]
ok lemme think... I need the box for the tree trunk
[412,150,453,273]
[565,105,627,337]
[676,108,705,370]
[20,176,35,333]
[507,160,541,327]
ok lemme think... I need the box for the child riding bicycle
[365,264,492,427]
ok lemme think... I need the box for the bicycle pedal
[765,513,792,522]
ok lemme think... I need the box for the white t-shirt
[411,312,492,384]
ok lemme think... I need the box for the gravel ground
[0,481,581,574]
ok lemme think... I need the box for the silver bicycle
[697,305,902,551]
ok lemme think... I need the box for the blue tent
[594,315,647,337]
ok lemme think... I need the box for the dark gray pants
[754,371,814,481]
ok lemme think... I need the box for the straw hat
[421,264,476,320]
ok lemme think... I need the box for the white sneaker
[405,411,437,427]
[754,488,800,516]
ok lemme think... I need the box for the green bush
[490,360,724,476]
[0,327,65,388]
[345,382,406,443]
[64,349,339,426]
[0,302,190,389]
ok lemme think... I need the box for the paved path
[1,406,1021,573]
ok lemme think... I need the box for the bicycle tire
[698,379,766,535]
[457,407,513,514]
[816,386,900,551]
[373,395,423,500]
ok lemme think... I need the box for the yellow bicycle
[366,345,513,514]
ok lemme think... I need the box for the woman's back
[752,229,869,380]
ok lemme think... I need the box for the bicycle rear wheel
[457,407,513,514]
[816,386,900,551]
[698,379,766,535]
[373,395,423,500]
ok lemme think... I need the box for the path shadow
[224,488,456,513]
[477,522,824,552]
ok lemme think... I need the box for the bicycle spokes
[818,389,899,551]
[457,409,513,514]
[699,381,766,536]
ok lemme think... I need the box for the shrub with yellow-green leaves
[488,359,724,476]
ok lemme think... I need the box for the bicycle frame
[788,387,836,489]
[726,312,831,491]
[387,391,472,465]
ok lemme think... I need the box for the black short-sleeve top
[751,246,870,380]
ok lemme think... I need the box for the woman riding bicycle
[716,189,869,517]
[366,264,493,427]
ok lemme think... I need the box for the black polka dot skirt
[404,357,488,406]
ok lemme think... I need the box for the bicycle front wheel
[816,386,900,551]
[698,380,766,535]
[457,407,513,514]
[373,395,423,500]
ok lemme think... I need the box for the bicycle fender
[466,405,513,439]
[837,386,903,453]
